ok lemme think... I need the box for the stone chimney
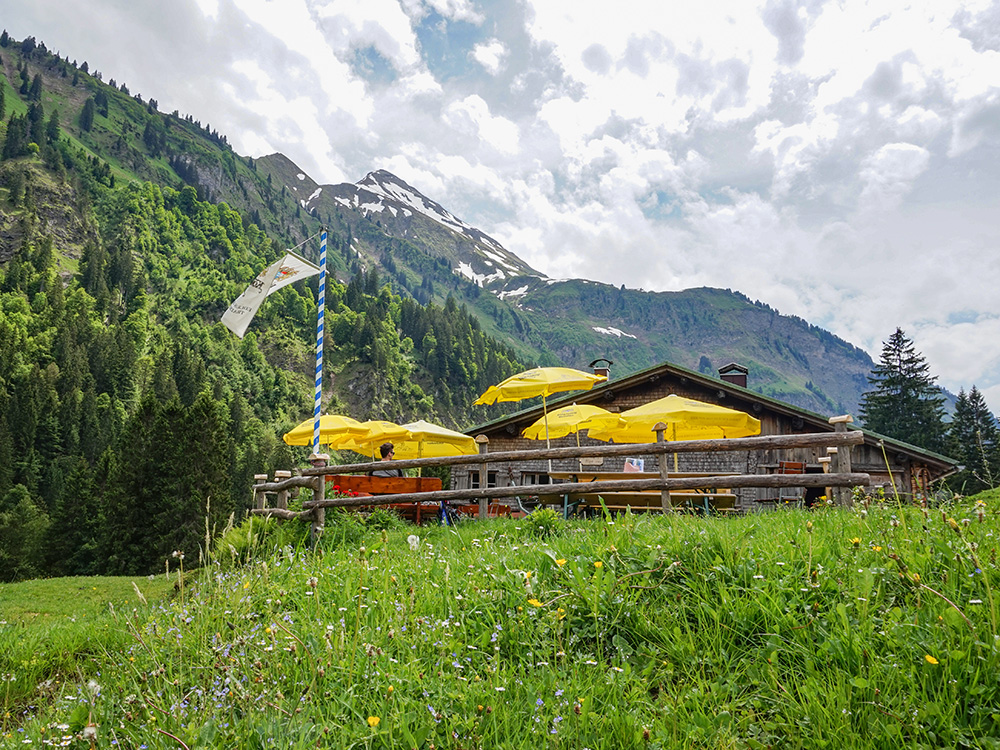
[718,362,748,388]
[589,358,613,379]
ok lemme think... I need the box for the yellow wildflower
[925,655,938,665]
[387,685,393,694]
[594,561,603,569]
[367,716,380,727]
[528,598,544,608]
[850,537,861,547]
[913,573,920,583]
[557,607,566,620]
[556,559,567,567]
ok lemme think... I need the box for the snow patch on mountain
[593,326,637,339]
[498,285,530,300]
[456,261,507,287]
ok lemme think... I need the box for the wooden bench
[323,474,443,524]
[562,490,737,515]
[544,470,738,515]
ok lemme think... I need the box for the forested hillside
[0,34,526,579]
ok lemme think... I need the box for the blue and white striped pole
[312,230,327,452]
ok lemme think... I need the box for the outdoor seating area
[253,366,873,531]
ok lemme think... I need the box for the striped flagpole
[312,230,327,452]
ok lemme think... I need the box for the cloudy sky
[5,0,1000,411]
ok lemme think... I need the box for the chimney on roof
[589,358,613,379]
[718,362,748,388]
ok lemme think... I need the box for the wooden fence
[252,426,868,539]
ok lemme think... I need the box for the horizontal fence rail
[299,472,869,510]
[294,430,866,478]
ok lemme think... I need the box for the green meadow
[3,493,1000,749]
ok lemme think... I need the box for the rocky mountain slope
[254,157,875,414]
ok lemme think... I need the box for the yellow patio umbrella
[282,414,368,447]
[587,395,761,443]
[475,367,608,467]
[587,395,761,472]
[521,403,622,441]
[395,420,478,460]
[339,420,413,458]
[475,367,607,406]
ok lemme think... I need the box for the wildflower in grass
[912,573,920,583]
[871,545,882,552]
[367,716,380,727]
[947,518,961,533]
[594,561,603,569]
[925,655,939,665]
[82,724,97,741]
[557,607,566,620]
[850,537,861,548]
[407,534,420,551]
[306,577,318,589]
[556,559,567,567]
[528,598,544,608]
[806,521,813,533]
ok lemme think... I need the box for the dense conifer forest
[0,35,525,578]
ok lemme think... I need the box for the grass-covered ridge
[3,494,1000,749]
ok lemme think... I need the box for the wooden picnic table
[544,471,739,515]
[323,474,444,524]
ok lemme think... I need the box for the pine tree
[947,387,999,493]
[28,73,42,101]
[859,328,946,451]
[79,97,95,131]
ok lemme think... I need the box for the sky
[4,0,1000,412]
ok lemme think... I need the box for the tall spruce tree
[79,97,95,131]
[860,328,946,451]
[947,386,999,493]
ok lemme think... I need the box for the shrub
[526,507,562,538]
[364,507,405,531]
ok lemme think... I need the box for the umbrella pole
[544,394,552,474]
[673,423,679,472]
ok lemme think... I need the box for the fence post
[253,474,268,510]
[476,435,490,519]
[311,472,325,544]
[274,471,292,510]
[818,456,831,505]
[655,422,672,514]
[828,415,855,507]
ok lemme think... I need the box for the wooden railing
[252,427,868,538]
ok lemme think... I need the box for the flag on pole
[221,252,320,338]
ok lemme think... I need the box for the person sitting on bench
[371,442,403,477]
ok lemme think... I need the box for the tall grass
[3,494,1000,749]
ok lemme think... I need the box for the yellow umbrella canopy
[587,394,761,443]
[474,367,607,405]
[282,414,368,447]
[394,420,478,459]
[340,420,413,458]
[521,404,622,441]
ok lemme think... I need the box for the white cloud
[858,143,931,212]
[471,38,508,75]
